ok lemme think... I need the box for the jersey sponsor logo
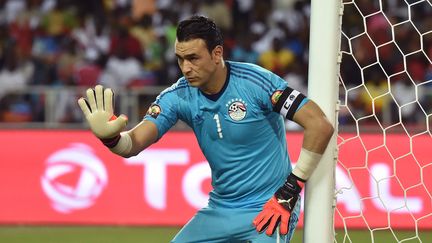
[271,90,284,106]
[147,104,161,118]
[226,99,247,121]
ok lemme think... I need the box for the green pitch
[0,226,431,243]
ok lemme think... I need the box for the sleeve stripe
[231,72,271,93]
[230,66,272,92]
[230,64,276,91]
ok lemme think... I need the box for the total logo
[41,143,108,213]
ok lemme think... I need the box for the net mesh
[336,0,432,242]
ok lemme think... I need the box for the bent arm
[293,100,334,154]
[291,100,334,180]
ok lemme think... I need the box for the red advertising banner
[0,130,431,229]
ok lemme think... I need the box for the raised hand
[77,85,128,140]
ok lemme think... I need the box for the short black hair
[176,15,223,53]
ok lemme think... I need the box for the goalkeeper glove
[253,172,304,236]
[77,85,128,147]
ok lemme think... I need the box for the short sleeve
[258,71,309,115]
[144,86,180,139]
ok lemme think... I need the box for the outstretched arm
[123,120,159,157]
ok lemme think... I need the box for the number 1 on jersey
[213,114,223,139]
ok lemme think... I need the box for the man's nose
[181,60,193,74]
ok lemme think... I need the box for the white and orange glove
[253,172,304,236]
[77,85,128,148]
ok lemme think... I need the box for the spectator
[74,55,104,87]
[100,40,144,89]
[40,1,78,37]
[391,77,418,124]
[198,0,232,32]
[130,14,157,60]
[51,37,84,123]
[283,62,307,95]
[72,17,111,63]
[0,40,34,99]
[230,34,259,64]
[258,37,295,77]
[0,40,34,122]
[231,0,254,33]
[109,11,144,62]
[358,75,390,120]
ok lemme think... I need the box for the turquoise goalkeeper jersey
[144,61,308,209]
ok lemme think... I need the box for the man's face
[175,38,219,89]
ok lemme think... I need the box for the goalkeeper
[78,15,333,243]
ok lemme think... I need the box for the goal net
[336,0,432,242]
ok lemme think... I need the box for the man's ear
[212,45,223,64]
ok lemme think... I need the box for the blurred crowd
[0,0,311,123]
[0,0,430,127]
[340,0,432,128]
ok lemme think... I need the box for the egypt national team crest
[226,98,247,121]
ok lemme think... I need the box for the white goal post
[304,0,342,243]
